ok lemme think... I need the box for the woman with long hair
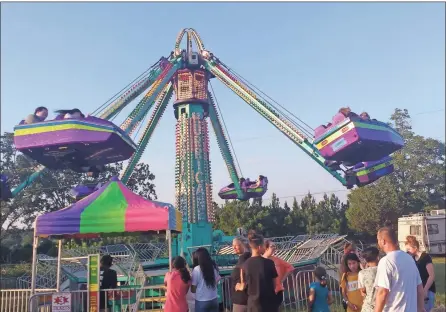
[164,256,191,312]
[191,247,221,312]
[340,253,363,312]
[405,235,436,312]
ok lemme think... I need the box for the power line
[414,109,444,115]
[261,189,349,202]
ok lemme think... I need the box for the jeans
[195,298,219,312]
[425,291,435,312]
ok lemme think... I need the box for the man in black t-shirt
[100,255,118,311]
[238,233,279,312]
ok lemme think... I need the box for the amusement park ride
[2,28,404,269]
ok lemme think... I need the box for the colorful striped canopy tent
[35,176,182,238]
[30,176,181,293]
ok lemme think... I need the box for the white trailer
[398,209,446,255]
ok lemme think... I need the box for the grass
[433,257,445,308]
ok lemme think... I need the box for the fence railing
[220,266,344,312]
[2,268,344,312]
[0,289,55,312]
[26,285,167,312]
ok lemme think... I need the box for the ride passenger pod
[345,155,394,189]
[218,176,268,201]
[313,113,404,164]
[13,116,137,172]
[70,183,102,201]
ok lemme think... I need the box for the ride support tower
[172,51,214,259]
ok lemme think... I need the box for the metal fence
[0,289,56,312]
[220,266,343,312]
[2,268,343,312]
[25,285,167,312]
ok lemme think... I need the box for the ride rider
[55,109,85,120]
[21,106,49,124]
[360,112,371,120]
[253,175,265,188]
[81,165,105,178]
[339,107,358,118]
[239,178,247,192]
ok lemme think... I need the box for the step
[139,297,166,303]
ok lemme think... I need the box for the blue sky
[1,2,445,205]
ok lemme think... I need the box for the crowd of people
[162,232,294,312]
[97,227,437,312]
[336,228,437,312]
[162,227,437,312]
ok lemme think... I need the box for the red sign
[51,292,71,311]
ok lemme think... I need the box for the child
[308,267,333,312]
[164,256,191,312]
[358,247,379,312]
[340,253,363,312]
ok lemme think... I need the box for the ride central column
[173,67,214,260]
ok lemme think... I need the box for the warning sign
[51,292,71,311]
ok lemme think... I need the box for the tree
[214,191,347,237]
[292,197,299,211]
[346,109,445,234]
[283,201,290,212]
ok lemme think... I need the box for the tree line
[1,108,444,265]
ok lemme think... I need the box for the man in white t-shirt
[374,227,425,312]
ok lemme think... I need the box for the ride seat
[332,112,347,125]
[314,125,327,138]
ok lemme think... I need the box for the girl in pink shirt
[164,256,191,312]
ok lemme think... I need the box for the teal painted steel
[124,59,182,135]
[174,101,214,262]
[207,92,244,199]
[121,84,174,183]
[11,166,47,197]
